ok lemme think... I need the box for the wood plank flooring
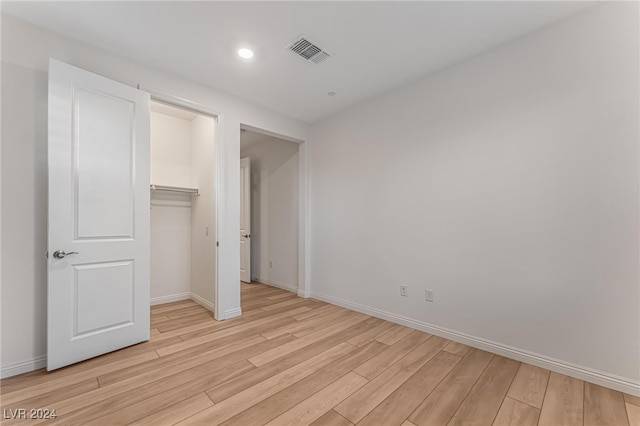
[0,282,637,426]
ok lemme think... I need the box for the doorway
[240,128,300,297]
[149,100,217,316]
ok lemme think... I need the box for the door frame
[139,86,223,320]
[239,124,309,298]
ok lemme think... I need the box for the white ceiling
[3,1,598,123]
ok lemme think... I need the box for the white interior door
[47,59,150,371]
[240,157,251,283]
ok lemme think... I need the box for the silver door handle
[242,234,251,238]
[53,250,78,259]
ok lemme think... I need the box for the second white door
[240,157,251,283]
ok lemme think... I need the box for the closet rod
[150,184,199,196]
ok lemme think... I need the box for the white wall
[0,14,308,376]
[150,111,193,188]
[241,136,299,292]
[1,62,48,374]
[150,197,192,302]
[149,111,194,303]
[191,115,217,308]
[309,2,639,391]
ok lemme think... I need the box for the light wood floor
[1,282,638,426]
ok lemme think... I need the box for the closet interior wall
[150,101,216,311]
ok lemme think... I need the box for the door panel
[74,261,134,336]
[48,59,150,371]
[240,157,251,283]
[75,87,135,239]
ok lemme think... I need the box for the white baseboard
[297,289,311,298]
[252,276,298,293]
[224,307,242,319]
[190,292,215,313]
[150,292,191,306]
[311,292,640,397]
[1,356,46,379]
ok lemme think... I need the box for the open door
[47,59,150,370]
[240,157,251,283]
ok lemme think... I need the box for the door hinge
[216,241,219,247]
[45,250,49,259]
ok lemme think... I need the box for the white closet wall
[191,115,217,308]
[150,107,216,309]
[150,111,194,187]
[150,200,191,301]
[150,111,194,302]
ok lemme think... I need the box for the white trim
[298,141,310,299]
[298,289,311,299]
[311,292,640,397]
[212,114,223,321]
[240,124,303,144]
[224,307,242,319]
[140,86,221,120]
[150,292,191,306]
[190,292,216,313]
[252,277,298,293]
[1,356,46,379]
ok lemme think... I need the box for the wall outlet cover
[425,289,434,302]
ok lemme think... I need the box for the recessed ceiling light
[238,48,254,59]
[328,91,336,96]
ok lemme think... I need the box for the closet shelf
[150,184,199,196]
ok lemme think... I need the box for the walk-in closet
[149,101,217,312]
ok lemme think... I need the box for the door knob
[242,234,251,238]
[53,250,78,259]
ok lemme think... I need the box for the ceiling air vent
[287,36,331,64]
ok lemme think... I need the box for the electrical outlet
[425,289,434,303]
[400,285,408,297]
[205,226,209,236]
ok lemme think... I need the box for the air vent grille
[310,51,330,64]
[287,36,331,64]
